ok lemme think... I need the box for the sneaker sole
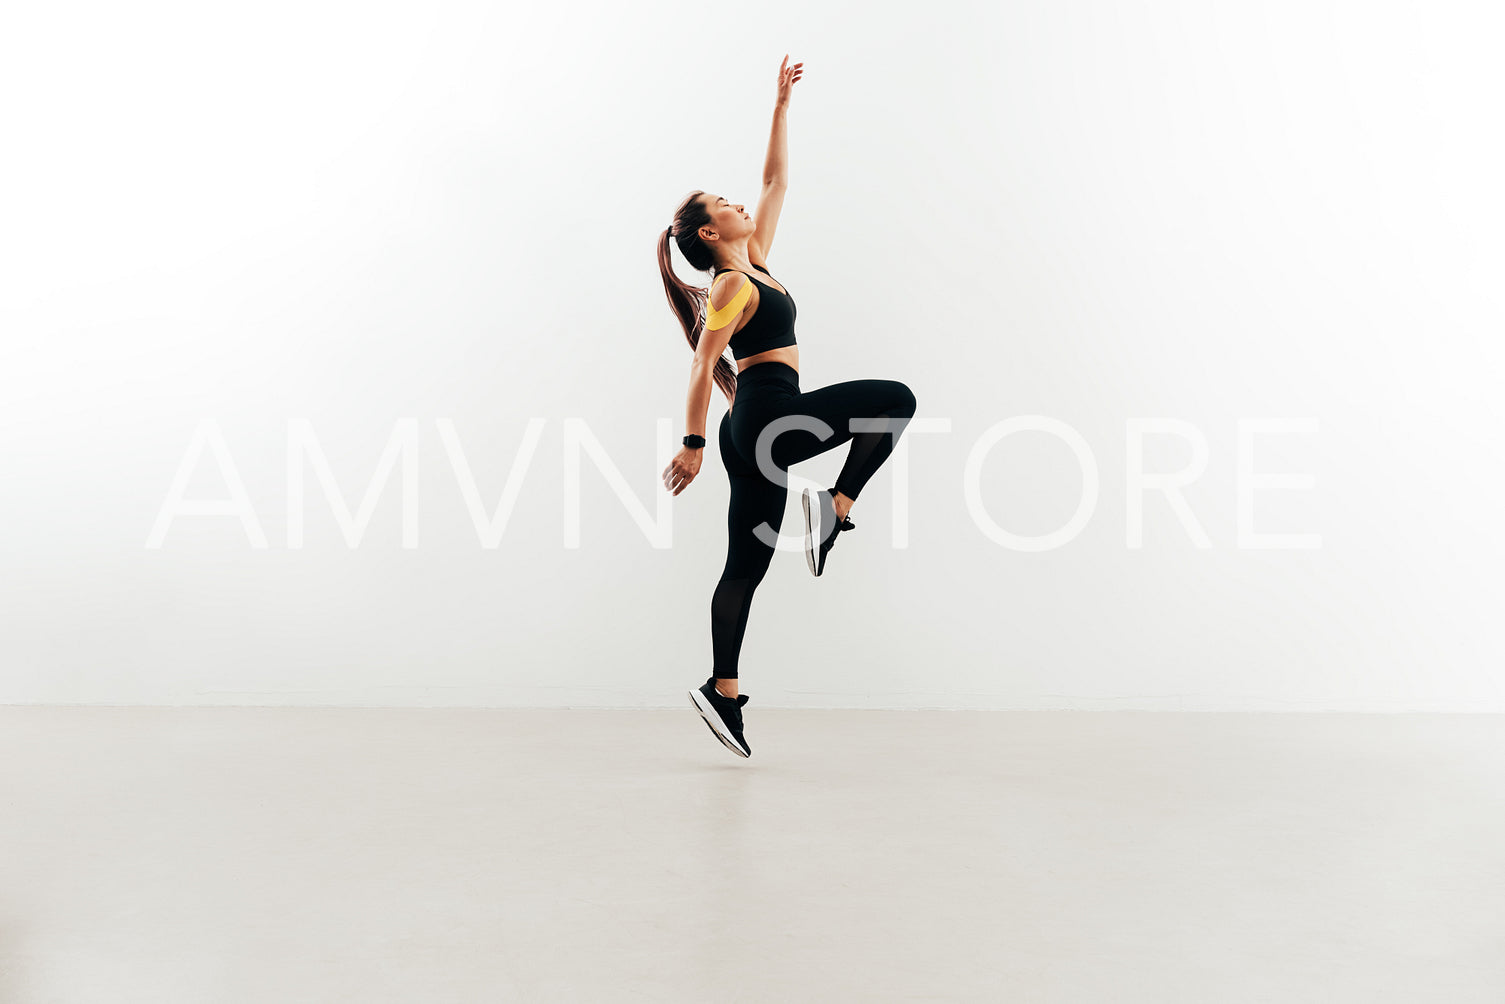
[802,488,821,577]
[688,689,750,758]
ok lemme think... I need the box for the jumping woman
[657,55,917,758]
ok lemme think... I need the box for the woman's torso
[716,263,800,377]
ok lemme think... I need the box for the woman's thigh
[727,390,797,483]
[719,407,789,573]
[762,378,914,470]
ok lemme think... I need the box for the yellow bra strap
[705,272,753,331]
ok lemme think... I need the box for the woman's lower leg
[710,463,785,697]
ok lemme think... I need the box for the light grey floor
[1,707,1501,1003]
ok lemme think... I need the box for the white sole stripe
[802,489,819,576]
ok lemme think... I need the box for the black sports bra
[712,263,798,360]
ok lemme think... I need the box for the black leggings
[711,361,917,679]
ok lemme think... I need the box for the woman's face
[701,193,754,242]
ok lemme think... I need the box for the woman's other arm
[663,274,751,496]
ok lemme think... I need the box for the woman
[657,55,917,759]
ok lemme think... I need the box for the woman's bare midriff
[729,347,798,414]
[737,345,799,374]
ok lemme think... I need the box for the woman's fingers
[665,463,695,494]
[664,447,706,494]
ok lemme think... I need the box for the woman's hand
[775,54,803,108]
[663,446,703,496]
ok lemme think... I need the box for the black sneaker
[688,677,751,758]
[802,487,855,577]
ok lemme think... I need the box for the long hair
[658,190,737,406]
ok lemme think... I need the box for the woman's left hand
[775,54,803,108]
[662,446,703,496]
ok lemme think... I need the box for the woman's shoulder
[709,268,754,309]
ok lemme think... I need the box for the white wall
[2,0,1500,710]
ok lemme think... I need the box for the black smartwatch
[683,434,706,449]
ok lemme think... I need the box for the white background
[2,0,1500,709]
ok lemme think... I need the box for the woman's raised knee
[891,381,917,418]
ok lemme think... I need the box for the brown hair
[658,190,737,406]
